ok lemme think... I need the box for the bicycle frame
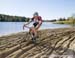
[24,25,35,39]
[24,25,31,29]
[23,25,39,44]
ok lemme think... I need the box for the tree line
[57,15,75,22]
[0,14,30,22]
[54,14,75,26]
[0,13,75,23]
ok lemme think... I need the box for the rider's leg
[29,27,37,43]
[30,22,42,41]
[32,22,42,38]
[34,22,42,38]
[30,27,37,38]
[29,27,34,38]
[31,26,40,38]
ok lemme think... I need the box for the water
[0,22,70,36]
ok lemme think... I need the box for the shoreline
[0,31,25,37]
[0,27,74,37]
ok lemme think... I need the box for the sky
[0,0,75,20]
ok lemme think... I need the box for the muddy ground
[0,28,75,58]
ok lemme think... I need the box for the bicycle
[24,25,39,43]
[18,25,40,49]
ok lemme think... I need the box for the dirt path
[0,28,75,58]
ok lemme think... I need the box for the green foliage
[54,21,72,24]
[54,14,75,26]
[0,14,29,22]
[58,18,66,21]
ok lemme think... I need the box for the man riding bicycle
[23,12,42,42]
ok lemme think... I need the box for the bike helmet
[33,12,39,16]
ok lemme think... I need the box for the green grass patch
[54,21,75,24]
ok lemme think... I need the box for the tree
[0,14,29,22]
[21,17,26,22]
[67,14,75,26]
[72,14,75,26]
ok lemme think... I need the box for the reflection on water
[0,22,70,36]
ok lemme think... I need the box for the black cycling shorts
[33,22,39,27]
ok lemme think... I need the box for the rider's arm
[23,18,33,30]
[35,16,42,30]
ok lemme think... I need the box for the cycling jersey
[32,16,42,27]
[32,16,42,22]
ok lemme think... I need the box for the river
[0,22,70,36]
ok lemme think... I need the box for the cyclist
[23,12,42,42]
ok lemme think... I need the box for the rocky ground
[0,28,75,58]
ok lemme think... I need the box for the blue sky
[0,0,75,20]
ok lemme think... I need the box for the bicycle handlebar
[23,25,31,30]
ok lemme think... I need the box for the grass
[53,20,75,25]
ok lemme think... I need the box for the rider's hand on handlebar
[23,24,29,30]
